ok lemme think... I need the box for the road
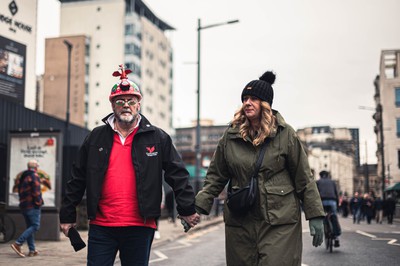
[149,215,400,265]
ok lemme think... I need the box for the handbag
[226,141,268,215]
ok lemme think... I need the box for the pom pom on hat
[241,71,276,106]
[109,65,142,102]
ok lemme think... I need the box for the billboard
[0,35,26,104]
[6,131,62,209]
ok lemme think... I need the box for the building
[355,164,378,196]
[43,35,89,127]
[53,0,174,133]
[374,49,400,195]
[297,126,358,196]
[0,0,38,109]
[174,123,228,167]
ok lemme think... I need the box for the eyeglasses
[114,99,138,106]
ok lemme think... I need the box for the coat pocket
[265,185,300,225]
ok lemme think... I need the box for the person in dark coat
[59,65,200,265]
[350,192,362,223]
[195,71,325,266]
[340,195,349,218]
[385,195,396,224]
[316,170,341,247]
[374,197,384,224]
[362,193,374,224]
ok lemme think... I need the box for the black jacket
[60,114,196,223]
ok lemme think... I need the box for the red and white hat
[109,65,142,102]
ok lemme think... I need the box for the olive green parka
[195,111,324,266]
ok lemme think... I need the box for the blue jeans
[322,200,337,215]
[16,208,41,252]
[88,225,154,266]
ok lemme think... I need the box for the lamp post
[195,18,239,193]
[376,103,386,199]
[63,40,73,146]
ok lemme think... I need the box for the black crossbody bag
[226,141,268,216]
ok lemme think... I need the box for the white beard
[116,112,135,124]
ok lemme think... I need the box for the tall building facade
[374,50,400,192]
[297,126,358,196]
[43,35,89,127]
[56,0,174,132]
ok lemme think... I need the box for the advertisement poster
[0,35,26,104]
[8,132,60,208]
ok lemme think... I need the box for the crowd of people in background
[338,192,397,225]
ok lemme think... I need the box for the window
[125,43,133,54]
[396,87,400,107]
[125,24,134,36]
[397,118,400,137]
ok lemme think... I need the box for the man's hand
[178,213,201,232]
[309,218,324,247]
[60,223,76,237]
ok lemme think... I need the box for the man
[316,170,341,247]
[60,65,200,266]
[385,195,396,224]
[350,191,362,223]
[11,159,43,257]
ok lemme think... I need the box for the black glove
[68,227,86,252]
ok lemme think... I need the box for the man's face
[112,96,141,124]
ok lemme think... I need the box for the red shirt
[90,128,156,228]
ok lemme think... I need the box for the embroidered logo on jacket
[146,146,158,157]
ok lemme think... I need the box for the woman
[195,71,325,266]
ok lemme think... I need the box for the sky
[142,0,400,164]
[35,0,400,164]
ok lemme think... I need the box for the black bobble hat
[241,71,276,106]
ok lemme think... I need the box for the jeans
[322,200,337,214]
[16,208,41,252]
[88,225,154,266]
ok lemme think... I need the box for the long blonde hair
[231,101,276,146]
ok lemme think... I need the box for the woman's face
[242,96,262,123]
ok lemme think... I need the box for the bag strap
[251,140,268,179]
[228,138,270,192]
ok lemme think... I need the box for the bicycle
[0,201,16,243]
[323,206,334,253]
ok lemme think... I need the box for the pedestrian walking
[340,195,349,218]
[374,196,384,224]
[384,195,396,224]
[350,192,362,224]
[195,70,325,266]
[59,65,200,266]
[11,159,43,258]
[362,193,374,224]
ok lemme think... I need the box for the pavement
[0,215,224,266]
[1,214,398,265]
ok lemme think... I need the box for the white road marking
[149,250,168,263]
[356,230,400,247]
[356,230,376,238]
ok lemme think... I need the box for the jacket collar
[102,113,155,134]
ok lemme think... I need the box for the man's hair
[231,101,276,146]
[319,170,329,178]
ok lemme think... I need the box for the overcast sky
[142,0,400,164]
[36,0,400,164]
